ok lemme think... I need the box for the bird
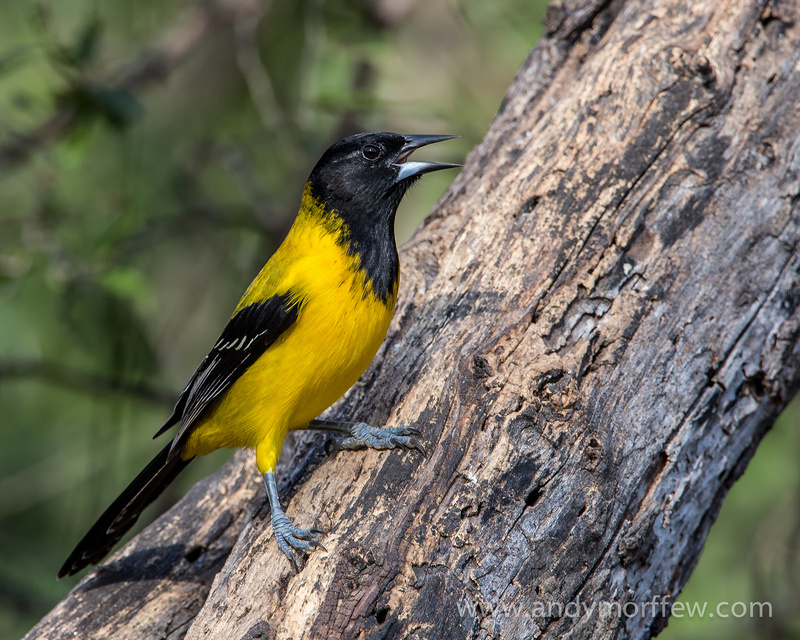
[58,132,459,578]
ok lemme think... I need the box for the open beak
[394,134,461,183]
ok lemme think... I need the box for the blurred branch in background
[233,0,293,145]
[0,0,268,177]
[0,358,174,406]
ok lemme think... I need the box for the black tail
[58,443,192,578]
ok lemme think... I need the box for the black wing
[154,292,300,445]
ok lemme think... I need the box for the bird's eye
[362,144,382,160]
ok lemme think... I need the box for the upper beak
[394,134,461,183]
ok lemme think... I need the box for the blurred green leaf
[59,83,144,129]
[28,2,52,33]
[73,17,103,68]
[0,46,32,78]
[86,86,144,128]
[49,16,104,71]
[101,266,153,308]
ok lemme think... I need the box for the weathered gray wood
[24,0,800,638]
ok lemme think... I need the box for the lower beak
[394,134,461,183]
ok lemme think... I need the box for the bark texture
[25,0,800,638]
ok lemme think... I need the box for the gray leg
[263,471,325,571]
[308,419,425,455]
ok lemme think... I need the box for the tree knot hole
[520,195,541,215]
[525,487,542,508]
[184,545,204,563]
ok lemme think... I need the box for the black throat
[307,181,401,303]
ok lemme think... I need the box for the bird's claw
[327,423,427,456]
[271,510,326,571]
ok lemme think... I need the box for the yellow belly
[183,289,393,471]
[180,189,397,473]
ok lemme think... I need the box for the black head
[306,132,458,300]
[308,132,459,227]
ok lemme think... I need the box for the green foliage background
[0,1,796,638]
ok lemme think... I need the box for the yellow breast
[181,185,397,472]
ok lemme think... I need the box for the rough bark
[24,0,800,638]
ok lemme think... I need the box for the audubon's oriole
[58,132,458,577]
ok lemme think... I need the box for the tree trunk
[24,0,800,638]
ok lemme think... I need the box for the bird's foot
[326,422,426,455]
[270,509,325,571]
[263,470,325,571]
